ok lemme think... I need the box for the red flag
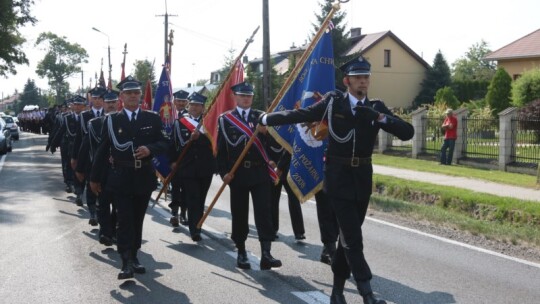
[203,60,244,155]
[142,79,152,110]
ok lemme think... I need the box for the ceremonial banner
[142,79,152,110]
[268,28,335,202]
[203,60,244,155]
[151,61,175,178]
[153,61,175,134]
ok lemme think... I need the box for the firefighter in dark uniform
[169,89,190,227]
[73,86,106,225]
[75,90,119,246]
[170,92,216,241]
[47,101,72,193]
[49,96,87,204]
[89,76,169,280]
[217,81,282,270]
[260,56,414,304]
[270,144,306,241]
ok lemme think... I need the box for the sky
[1,0,539,99]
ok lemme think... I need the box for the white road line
[292,291,329,304]
[282,189,540,269]
[367,217,540,269]
[0,154,5,173]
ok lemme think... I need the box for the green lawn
[372,153,538,188]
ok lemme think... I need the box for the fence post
[378,130,391,153]
[498,107,518,171]
[453,108,468,164]
[411,107,427,158]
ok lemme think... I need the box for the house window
[513,74,521,80]
[384,50,391,67]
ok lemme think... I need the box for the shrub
[512,68,540,106]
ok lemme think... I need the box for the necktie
[96,110,100,117]
[241,110,247,122]
[355,101,362,117]
[131,111,136,122]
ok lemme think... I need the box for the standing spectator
[440,109,458,165]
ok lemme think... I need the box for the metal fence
[421,116,444,155]
[387,117,412,156]
[511,117,540,167]
[462,117,499,162]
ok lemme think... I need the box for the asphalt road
[0,132,539,304]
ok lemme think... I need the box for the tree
[414,51,452,106]
[35,32,88,103]
[511,68,540,107]
[133,59,157,94]
[16,79,47,112]
[0,0,37,77]
[485,67,512,115]
[434,86,459,110]
[452,40,496,82]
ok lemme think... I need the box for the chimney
[187,83,191,88]
[242,55,249,64]
[350,27,362,38]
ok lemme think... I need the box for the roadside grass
[371,174,540,247]
[372,154,537,188]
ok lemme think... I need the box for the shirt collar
[236,106,250,116]
[123,107,140,117]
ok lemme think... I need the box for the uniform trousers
[315,191,339,245]
[331,195,372,284]
[114,192,151,254]
[230,181,274,244]
[170,177,187,216]
[270,180,305,236]
[60,140,73,186]
[183,176,213,236]
[85,180,97,209]
[97,189,117,238]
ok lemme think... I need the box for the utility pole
[262,0,271,109]
[156,0,177,63]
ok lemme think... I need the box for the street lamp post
[92,27,112,87]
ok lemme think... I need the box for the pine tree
[414,51,452,106]
[485,67,512,115]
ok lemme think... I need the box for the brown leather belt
[327,155,371,167]
[113,160,152,169]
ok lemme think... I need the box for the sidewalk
[373,165,540,202]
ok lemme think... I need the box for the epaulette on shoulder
[369,98,384,106]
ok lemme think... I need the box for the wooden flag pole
[154,26,260,202]
[197,2,342,229]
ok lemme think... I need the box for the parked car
[2,115,19,140]
[0,117,13,155]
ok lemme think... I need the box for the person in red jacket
[440,109,458,165]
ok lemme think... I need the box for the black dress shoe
[179,214,188,226]
[169,216,179,227]
[88,218,98,226]
[320,243,336,265]
[118,259,134,280]
[131,258,146,274]
[295,234,306,240]
[191,233,202,242]
[65,185,72,193]
[330,293,347,304]
[237,251,251,269]
[362,293,386,304]
[99,235,113,246]
[75,196,83,206]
